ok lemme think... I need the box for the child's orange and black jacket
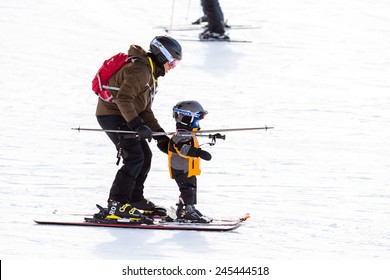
[168,133,201,179]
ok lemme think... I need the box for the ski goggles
[169,59,180,69]
[173,108,207,119]
[151,38,180,69]
[173,108,207,128]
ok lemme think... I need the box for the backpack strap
[147,56,157,84]
[146,56,158,104]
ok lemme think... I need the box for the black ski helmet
[173,100,207,130]
[150,36,182,66]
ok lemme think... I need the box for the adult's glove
[155,135,170,154]
[128,116,153,142]
[196,149,212,161]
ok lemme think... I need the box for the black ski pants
[174,174,198,205]
[201,0,225,34]
[97,115,152,204]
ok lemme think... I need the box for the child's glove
[155,135,170,154]
[196,149,212,161]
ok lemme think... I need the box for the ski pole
[72,126,273,135]
[169,0,176,33]
[71,127,137,134]
[197,126,273,133]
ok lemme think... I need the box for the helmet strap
[148,53,166,75]
[156,53,168,66]
[176,122,191,131]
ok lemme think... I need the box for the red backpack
[92,52,134,103]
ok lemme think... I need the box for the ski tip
[240,213,251,221]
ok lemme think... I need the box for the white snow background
[1,0,390,277]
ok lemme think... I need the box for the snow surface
[1,0,390,265]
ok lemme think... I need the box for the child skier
[168,100,213,223]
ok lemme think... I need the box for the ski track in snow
[1,0,390,260]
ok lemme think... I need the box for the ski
[157,24,261,32]
[50,208,250,224]
[179,38,252,43]
[52,204,167,218]
[34,218,242,232]
[36,208,249,232]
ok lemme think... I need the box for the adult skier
[96,36,182,220]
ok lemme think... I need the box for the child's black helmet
[173,100,207,130]
[150,36,182,66]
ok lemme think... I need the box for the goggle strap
[151,38,175,64]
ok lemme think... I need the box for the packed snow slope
[0,0,389,260]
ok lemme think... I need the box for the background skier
[194,0,229,40]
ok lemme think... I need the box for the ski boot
[90,201,153,224]
[106,200,141,220]
[131,198,167,217]
[199,29,230,41]
[176,202,212,223]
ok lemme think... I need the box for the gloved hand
[196,149,212,161]
[155,135,170,154]
[128,116,153,142]
[136,125,153,142]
